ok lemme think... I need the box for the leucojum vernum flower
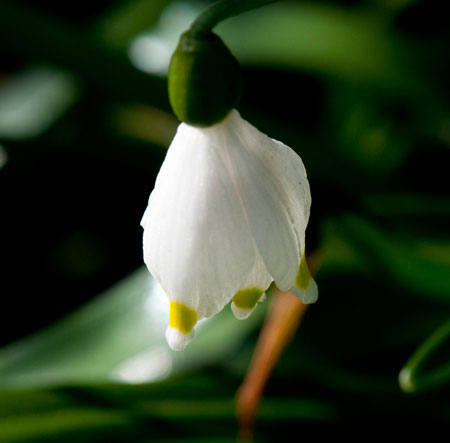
[141,110,318,350]
[141,1,317,351]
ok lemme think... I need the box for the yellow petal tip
[295,254,312,290]
[169,301,198,334]
[232,287,264,310]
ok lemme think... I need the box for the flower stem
[236,253,319,439]
[190,0,278,35]
[236,289,309,440]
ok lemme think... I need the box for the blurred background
[0,0,449,440]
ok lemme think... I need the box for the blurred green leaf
[0,407,133,443]
[320,214,450,301]
[0,369,337,441]
[399,320,450,393]
[0,380,336,442]
[362,193,450,216]
[0,65,80,140]
[0,1,169,109]
[330,87,416,176]
[217,0,448,140]
[218,2,422,94]
[0,269,266,388]
[93,0,169,50]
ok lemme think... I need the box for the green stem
[399,320,450,393]
[190,0,278,35]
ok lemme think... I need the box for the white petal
[291,278,318,304]
[231,251,272,320]
[212,110,311,290]
[231,304,254,320]
[231,292,266,320]
[142,122,256,320]
[290,253,318,304]
[165,327,195,351]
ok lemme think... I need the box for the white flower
[141,110,317,351]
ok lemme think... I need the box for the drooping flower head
[141,110,317,350]
[141,0,316,350]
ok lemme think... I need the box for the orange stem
[236,289,308,439]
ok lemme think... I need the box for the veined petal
[142,122,256,323]
[212,110,311,290]
[231,251,272,320]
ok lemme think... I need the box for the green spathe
[168,29,242,127]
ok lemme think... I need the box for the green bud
[168,29,243,127]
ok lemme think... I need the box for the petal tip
[231,302,255,320]
[165,327,195,351]
[291,279,318,304]
[231,287,265,320]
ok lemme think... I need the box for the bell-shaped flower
[141,110,317,351]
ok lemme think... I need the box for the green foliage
[400,320,450,393]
